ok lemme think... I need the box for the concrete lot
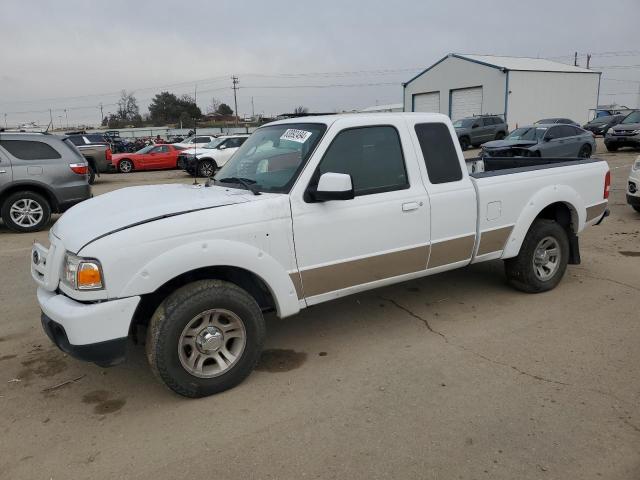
[1,140,639,479]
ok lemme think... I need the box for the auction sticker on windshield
[280,129,312,143]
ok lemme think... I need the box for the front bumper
[605,135,640,147]
[37,287,140,366]
[627,193,640,207]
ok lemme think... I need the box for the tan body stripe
[586,201,608,222]
[476,226,513,256]
[289,273,304,299]
[299,245,428,298]
[427,234,475,268]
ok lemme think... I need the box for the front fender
[118,239,300,318]
[502,184,583,259]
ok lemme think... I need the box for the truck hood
[52,184,253,253]
[612,123,640,131]
[482,139,538,149]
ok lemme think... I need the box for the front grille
[615,130,635,136]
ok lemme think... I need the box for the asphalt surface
[1,140,639,479]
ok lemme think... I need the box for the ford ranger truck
[31,113,610,398]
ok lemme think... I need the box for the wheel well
[0,184,58,213]
[130,266,276,339]
[535,201,580,264]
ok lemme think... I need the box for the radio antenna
[192,83,199,185]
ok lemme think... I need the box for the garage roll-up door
[413,92,440,113]
[450,87,482,121]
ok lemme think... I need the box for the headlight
[606,128,614,135]
[631,129,640,135]
[63,252,104,290]
[633,158,640,172]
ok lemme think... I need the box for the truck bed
[467,157,602,178]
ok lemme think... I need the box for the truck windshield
[621,112,640,124]
[506,127,546,141]
[214,123,327,193]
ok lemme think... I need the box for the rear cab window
[414,123,463,184]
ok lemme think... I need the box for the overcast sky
[1,0,638,127]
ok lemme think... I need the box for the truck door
[290,118,430,303]
[408,121,478,271]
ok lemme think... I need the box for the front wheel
[633,205,640,214]
[197,159,216,177]
[146,280,266,398]
[504,219,569,293]
[118,159,133,173]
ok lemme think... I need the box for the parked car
[481,124,596,158]
[179,134,250,177]
[604,111,640,152]
[0,132,91,232]
[627,156,640,213]
[583,115,625,136]
[172,135,218,149]
[65,133,113,184]
[111,144,186,173]
[453,115,508,150]
[534,118,580,127]
[30,113,610,397]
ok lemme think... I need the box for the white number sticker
[280,129,312,143]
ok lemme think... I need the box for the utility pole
[231,76,239,126]
[586,54,591,69]
[49,109,53,130]
[99,103,104,125]
[574,51,578,67]
[3,113,7,129]
[251,96,255,119]
[64,108,69,129]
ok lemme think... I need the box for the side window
[481,117,492,126]
[150,146,163,153]
[317,126,408,196]
[238,137,248,146]
[0,140,62,160]
[195,137,210,143]
[557,126,575,138]
[225,138,242,148]
[159,145,170,153]
[492,117,502,125]
[546,126,561,139]
[414,123,463,184]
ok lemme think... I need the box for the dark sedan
[583,115,625,136]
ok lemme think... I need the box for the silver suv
[0,132,91,232]
[453,115,508,150]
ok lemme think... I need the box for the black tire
[633,206,640,213]
[88,167,96,185]
[146,279,266,398]
[459,136,470,151]
[197,159,216,177]
[118,159,133,173]
[1,190,51,233]
[578,144,592,158]
[504,219,569,293]
[495,131,506,140]
[605,144,618,152]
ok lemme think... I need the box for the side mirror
[312,172,354,202]
[544,136,552,142]
[472,123,479,129]
[218,144,227,150]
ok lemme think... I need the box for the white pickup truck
[31,113,610,397]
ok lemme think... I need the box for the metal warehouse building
[403,53,601,127]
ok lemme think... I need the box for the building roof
[456,54,597,73]
[404,53,599,86]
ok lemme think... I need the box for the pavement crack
[380,297,448,342]
[572,271,640,293]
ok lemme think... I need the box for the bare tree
[207,97,222,114]
[117,90,139,121]
[293,106,309,115]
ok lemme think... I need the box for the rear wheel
[578,144,592,158]
[504,219,569,293]
[633,206,640,213]
[198,159,216,177]
[88,166,96,185]
[459,136,470,151]
[146,280,266,398]
[1,191,51,233]
[118,159,133,173]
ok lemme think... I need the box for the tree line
[102,90,235,128]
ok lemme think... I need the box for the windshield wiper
[217,177,260,195]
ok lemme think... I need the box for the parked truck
[65,133,113,184]
[31,113,610,397]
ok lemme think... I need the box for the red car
[111,145,185,173]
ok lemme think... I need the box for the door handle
[402,202,420,212]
